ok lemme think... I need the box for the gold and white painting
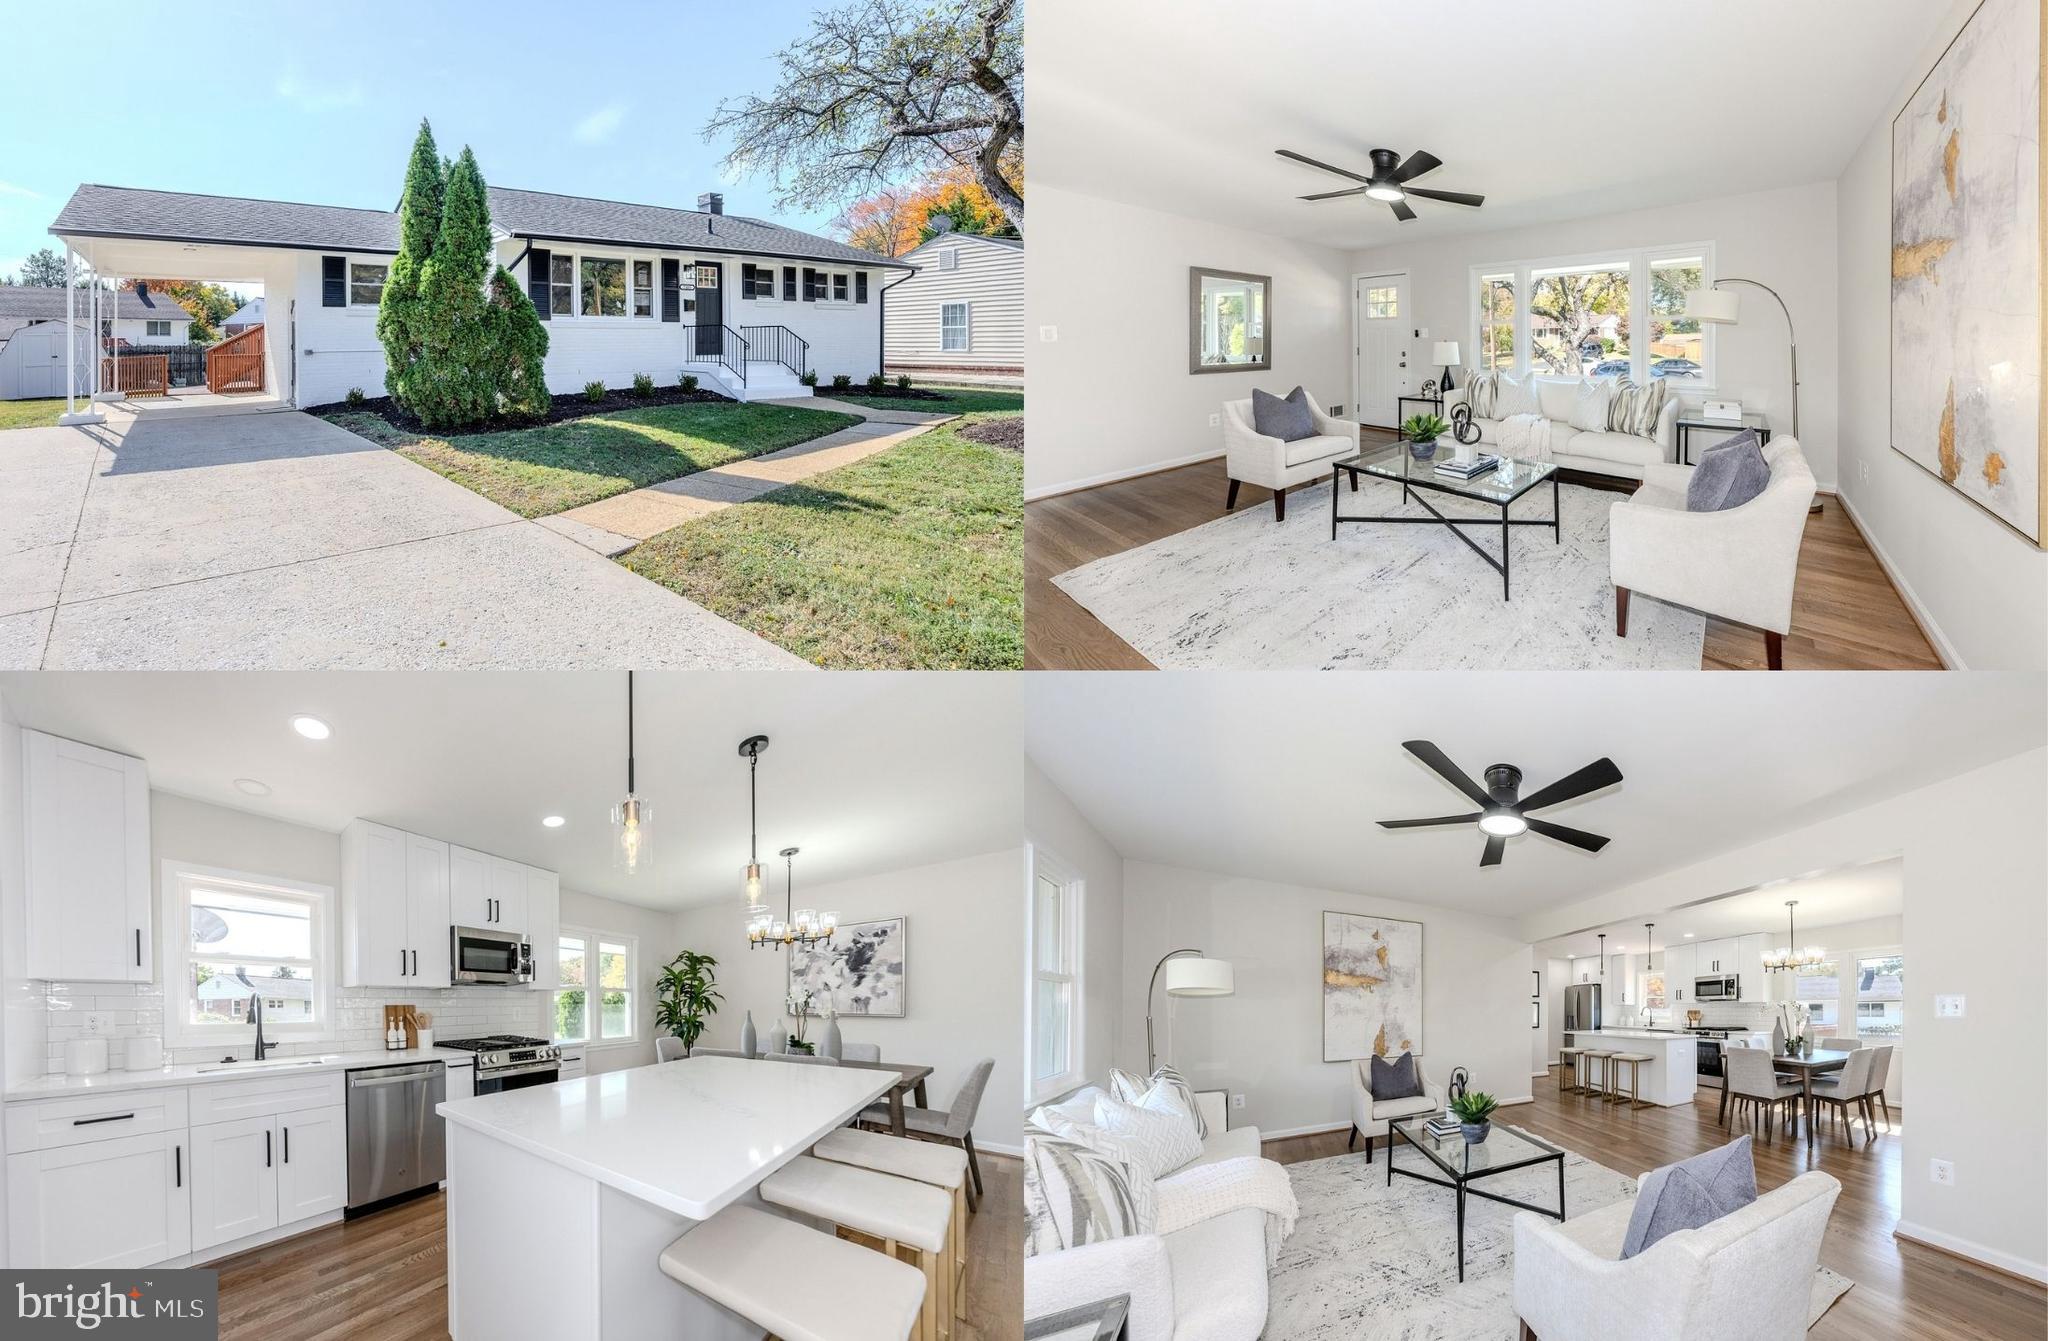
[1890,0,2044,545]
[1321,911,1422,1062]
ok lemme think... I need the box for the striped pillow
[1463,372,1500,420]
[1022,1116,1154,1255]
[1110,1064,1209,1139]
[1606,377,1670,438]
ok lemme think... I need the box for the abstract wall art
[1322,910,1423,1062]
[790,916,907,1017]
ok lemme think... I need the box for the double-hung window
[1029,846,1083,1102]
[632,261,654,318]
[941,302,970,352]
[831,272,849,302]
[742,265,776,299]
[581,257,626,317]
[1795,959,1840,1033]
[145,320,172,338]
[1476,273,1515,372]
[1855,955,1903,1038]
[163,863,331,1048]
[1646,256,1707,384]
[549,256,574,316]
[555,929,636,1045]
[1470,243,1716,386]
[349,262,388,307]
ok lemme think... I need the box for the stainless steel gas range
[440,1034,561,1094]
[1685,1027,1733,1088]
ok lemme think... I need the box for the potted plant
[1402,412,1449,461]
[1449,1089,1499,1144]
[784,988,817,1055]
[653,950,722,1055]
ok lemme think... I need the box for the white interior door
[1353,273,1411,428]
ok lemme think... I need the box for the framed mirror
[1189,267,1271,374]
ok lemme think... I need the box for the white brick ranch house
[45,183,913,412]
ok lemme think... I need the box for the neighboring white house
[0,283,192,347]
[223,295,264,335]
[882,226,1023,377]
[46,183,912,406]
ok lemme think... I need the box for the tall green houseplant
[654,951,723,1053]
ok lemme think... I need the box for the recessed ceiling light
[291,716,331,741]
[542,815,566,829]
[233,778,272,797]
[1683,931,1695,937]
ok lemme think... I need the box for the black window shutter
[741,263,756,297]
[321,256,345,307]
[855,272,869,304]
[782,265,797,301]
[661,259,680,322]
[527,248,552,320]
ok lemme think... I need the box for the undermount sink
[196,1055,340,1074]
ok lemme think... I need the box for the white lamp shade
[1163,956,1234,996]
[1431,341,1461,365]
[1683,287,1740,323]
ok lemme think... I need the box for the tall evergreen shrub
[376,120,443,408]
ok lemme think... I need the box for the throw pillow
[1022,1117,1153,1254]
[1494,370,1539,418]
[1464,372,1499,420]
[1251,386,1316,442]
[1090,1092,1205,1178]
[1036,1110,1159,1234]
[1033,1085,1109,1131]
[1369,1051,1425,1100]
[1110,1064,1210,1139]
[1620,1135,1759,1259]
[1686,431,1772,512]
[1568,377,1612,433]
[1606,377,1670,438]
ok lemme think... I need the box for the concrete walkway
[0,405,805,669]
[547,397,956,553]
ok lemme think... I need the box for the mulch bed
[959,416,1024,452]
[307,384,734,437]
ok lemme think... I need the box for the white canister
[125,1037,164,1071]
[65,1037,109,1076]
[416,1027,433,1050]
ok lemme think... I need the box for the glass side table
[1674,412,1772,465]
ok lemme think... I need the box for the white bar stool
[814,1126,972,1321]
[762,1154,955,1341]
[658,1203,925,1341]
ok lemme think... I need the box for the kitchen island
[1562,1029,1700,1107]
[437,1055,896,1341]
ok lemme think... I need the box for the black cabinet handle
[400,948,407,976]
[175,1144,182,1188]
[283,1127,291,1163]
[135,929,142,967]
[73,1112,135,1126]
[411,950,418,976]
[265,1129,272,1167]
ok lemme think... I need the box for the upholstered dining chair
[1808,1049,1878,1147]
[768,1053,841,1066]
[1723,1045,1803,1142]
[839,1042,881,1063]
[860,1058,995,1211]
[1864,1046,1895,1131]
[684,1046,751,1059]
[655,1036,689,1062]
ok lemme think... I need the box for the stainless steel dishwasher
[346,1060,447,1215]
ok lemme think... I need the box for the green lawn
[325,402,860,517]
[831,385,1022,416]
[621,409,1022,669]
[0,399,70,431]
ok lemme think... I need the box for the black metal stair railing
[737,325,809,380]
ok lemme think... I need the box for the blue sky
[0,1,858,288]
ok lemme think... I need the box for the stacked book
[1423,1113,1463,1139]
[1434,453,1501,480]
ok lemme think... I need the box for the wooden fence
[99,355,169,398]
[205,324,265,394]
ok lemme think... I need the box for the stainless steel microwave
[1694,974,1740,1001]
[451,925,532,984]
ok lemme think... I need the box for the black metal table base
[1387,1127,1567,1282]
[1331,470,1561,600]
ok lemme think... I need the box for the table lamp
[1431,341,1461,394]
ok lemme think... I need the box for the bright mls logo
[3,1271,216,1337]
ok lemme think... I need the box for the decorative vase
[1460,1120,1492,1145]
[739,1011,757,1058]
[1409,437,1438,462]
[821,1016,843,1061]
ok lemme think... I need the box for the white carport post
[90,241,121,403]
[56,243,106,426]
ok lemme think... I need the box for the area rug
[1051,476,1707,669]
[1263,1141,1853,1340]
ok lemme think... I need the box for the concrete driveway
[0,405,804,669]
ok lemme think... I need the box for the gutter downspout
[878,265,915,380]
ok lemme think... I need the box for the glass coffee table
[1387,1118,1567,1281]
[1330,443,1561,600]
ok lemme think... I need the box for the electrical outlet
[1929,1158,1955,1186]
[1038,325,1059,343]
[1858,460,1870,484]
[1208,412,1220,428]
[1935,994,1965,1019]
[82,1013,102,1035]
[1231,1093,1247,1110]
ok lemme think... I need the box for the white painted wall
[1025,761,1124,1094]
[1834,0,2048,670]
[1025,181,1356,498]
[1348,180,1842,489]
[1118,861,1533,1139]
[673,848,1025,1153]
[557,887,678,1075]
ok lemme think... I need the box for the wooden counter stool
[1610,1052,1654,1108]
[1558,1046,1585,1094]
[762,1154,955,1341]
[658,1203,925,1341]
[814,1126,972,1321]
[1579,1049,1617,1100]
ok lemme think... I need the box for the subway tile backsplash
[37,979,550,1072]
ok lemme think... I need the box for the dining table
[833,1058,934,1136]
[1717,1048,1854,1151]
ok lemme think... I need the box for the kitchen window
[162,862,332,1047]
[349,262,388,307]
[555,929,636,1045]
[581,257,626,317]
[1470,243,1716,386]
[1030,846,1083,1102]
[145,320,172,338]
[941,302,970,352]
[632,260,655,318]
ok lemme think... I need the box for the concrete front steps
[688,359,812,403]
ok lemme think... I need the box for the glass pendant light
[610,672,650,874]
[738,735,769,905]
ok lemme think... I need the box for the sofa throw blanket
[1496,412,1554,462]
[1155,1155,1300,1267]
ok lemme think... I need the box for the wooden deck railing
[206,324,266,394]
[99,355,170,398]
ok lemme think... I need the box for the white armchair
[1348,1058,1444,1161]
[1221,391,1358,522]
[1608,437,1816,669]
[1514,1170,1840,1341]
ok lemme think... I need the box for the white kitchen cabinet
[343,822,452,987]
[1665,944,1696,1002]
[558,1046,586,1081]
[1695,938,1734,975]
[6,1130,191,1268]
[449,845,497,928]
[405,832,452,986]
[526,867,559,990]
[445,1060,476,1102]
[489,856,527,932]
[189,1114,279,1252]
[275,1104,348,1223]
[1735,933,1769,998]
[22,729,153,983]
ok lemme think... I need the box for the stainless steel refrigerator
[1563,983,1602,1032]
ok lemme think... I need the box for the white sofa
[1024,1118,1270,1341]
[1445,375,1678,482]
[1608,438,1816,669]
[1221,391,1357,522]
[1349,1058,1444,1160]
[1513,1169,1841,1341]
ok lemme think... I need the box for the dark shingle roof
[0,285,192,322]
[49,182,909,269]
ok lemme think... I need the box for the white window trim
[741,261,782,304]
[145,320,172,337]
[1028,843,1085,1105]
[631,259,657,320]
[554,925,640,1049]
[940,301,972,353]
[1466,241,1718,393]
[159,860,336,1050]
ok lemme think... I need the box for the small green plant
[632,372,655,398]
[865,372,887,392]
[1402,413,1449,443]
[344,386,366,408]
[830,373,853,391]
[800,370,819,387]
[1449,1090,1499,1125]
[652,950,722,1052]
[678,372,698,392]
[582,380,606,403]
[895,373,913,391]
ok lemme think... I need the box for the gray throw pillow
[1620,1135,1758,1259]
[1686,430,1771,512]
[1251,386,1316,442]
[1369,1051,1424,1101]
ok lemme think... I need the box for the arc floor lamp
[1684,277,1822,514]
[1145,949,1235,1072]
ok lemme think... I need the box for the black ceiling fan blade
[1517,757,1623,812]
[1524,816,1612,853]
[1390,199,1418,223]
[1393,149,1443,182]
[1300,187,1372,202]
[1480,834,1507,867]
[1275,149,1369,183]
[1377,813,1482,829]
[1403,186,1487,208]
[1400,740,1491,807]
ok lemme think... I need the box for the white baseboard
[1257,1121,1350,1142]
[1894,1220,2047,1284]
[1026,449,1223,502]
[974,1139,1023,1159]
[1836,491,1963,669]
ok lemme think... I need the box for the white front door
[1353,273,1411,429]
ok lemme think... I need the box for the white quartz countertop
[1564,1029,1701,1043]
[437,1055,895,1220]
[5,1045,474,1101]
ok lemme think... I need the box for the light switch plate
[1930,1158,1955,1185]
[1208,413,1220,428]
[1038,325,1059,342]
[1231,1093,1247,1109]
[1935,994,1965,1018]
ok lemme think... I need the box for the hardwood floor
[211,1154,1023,1341]
[1025,445,1945,671]
[1262,1074,2046,1341]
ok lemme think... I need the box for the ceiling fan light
[1478,810,1528,837]
[1365,184,1405,202]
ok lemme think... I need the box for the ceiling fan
[1377,740,1621,867]
[1276,147,1486,222]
